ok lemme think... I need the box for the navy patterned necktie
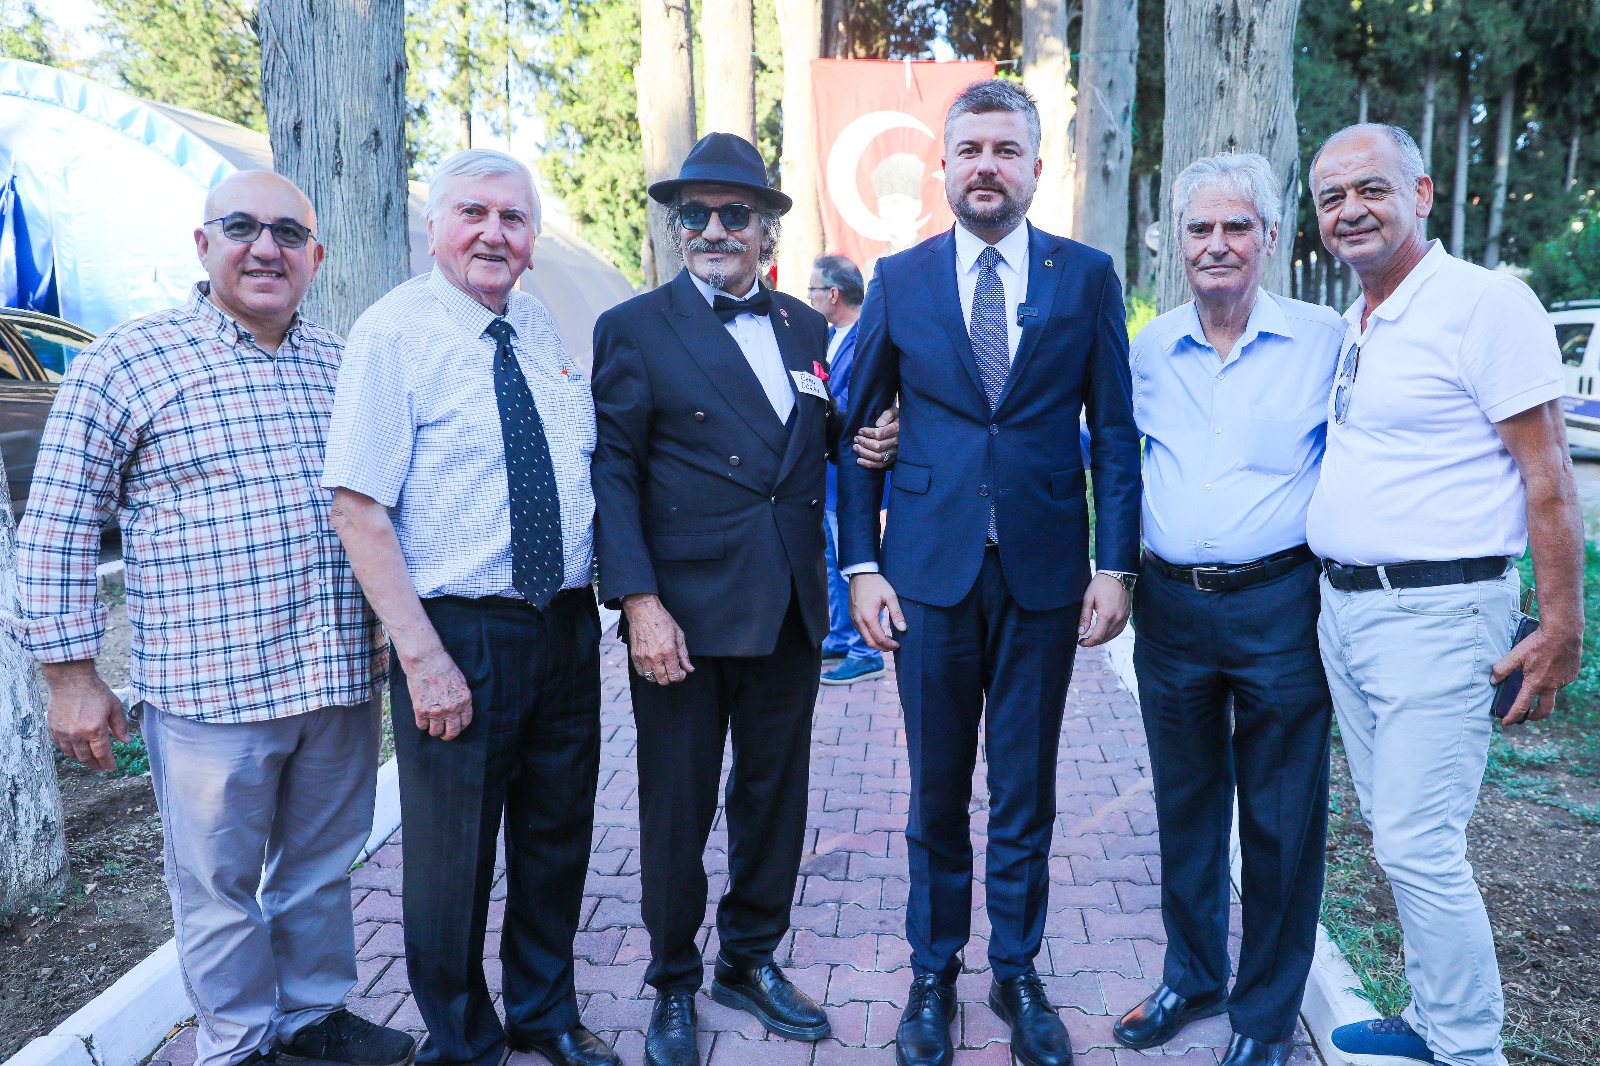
[970,244,1009,542]
[485,317,564,608]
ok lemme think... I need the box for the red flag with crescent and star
[811,59,997,280]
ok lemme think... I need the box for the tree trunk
[1451,58,1471,259]
[1568,130,1580,190]
[1156,0,1301,310]
[459,109,472,150]
[259,0,410,337]
[701,0,757,144]
[822,0,848,56]
[1357,73,1368,125]
[774,0,823,297]
[0,445,66,918]
[636,0,698,288]
[1420,55,1437,175]
[1483,74,1514,270]
[1071,0,1137,279]
[1022,0,1076,238]
[1134,169,1156,293]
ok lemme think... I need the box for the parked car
[0,308,94,520]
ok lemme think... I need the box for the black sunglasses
[678,202,756,232]
[205,214,316,249]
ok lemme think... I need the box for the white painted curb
[1103,624,1377,1065]
[4,598,620,1066]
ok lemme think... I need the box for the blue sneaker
[1331,1018,1436,1066]
[821,655,885,686]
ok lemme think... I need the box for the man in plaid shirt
[4,171,413,1066]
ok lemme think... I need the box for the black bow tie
[712,287,773,324]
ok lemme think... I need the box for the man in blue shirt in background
[808,253,885,686]
[1112,153,1344,1066]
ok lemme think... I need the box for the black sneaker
[277,1009,417,1066]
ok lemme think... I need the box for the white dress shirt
[1133,289,1345,565]
[688,272,794,423]
[322,269,597,598]
[954,220,1030,359]
[1307,240,1565,565]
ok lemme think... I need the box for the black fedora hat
[648,132,793,215]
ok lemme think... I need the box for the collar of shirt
[954,220,1029,279]
[190,282,307,358]
[428,267,515,341]
[1170,287,1296,364]
[1343,238,1450,340]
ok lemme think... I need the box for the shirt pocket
[1240,403,1312,476]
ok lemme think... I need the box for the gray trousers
[1317,569,1519,1066]
[143,700,379,1066]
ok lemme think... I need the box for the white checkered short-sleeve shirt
[322,270,597,598]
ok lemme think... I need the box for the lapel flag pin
[779,308,790,328]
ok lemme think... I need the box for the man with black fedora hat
[590,132,899,1066]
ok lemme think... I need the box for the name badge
[791,370,830,401]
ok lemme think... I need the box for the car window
[14,324,80,380]
[1558,322,1593,368]
[0,341,22,380]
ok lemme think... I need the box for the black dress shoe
[1218,1034,1293,1066]
[1112,984,1227,1050]
[988,971,1074,1066]
[645,989,699,1066]
[515,1027,621,1066]
[711,957,831,1040]
[896,974,957,1066]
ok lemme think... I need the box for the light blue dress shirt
[1132,288,1347,566]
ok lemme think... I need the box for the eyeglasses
[678,202,755,232]
[1333,343,1361,424]
[204,214,316,249]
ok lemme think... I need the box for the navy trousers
[895,547,1081,980]
[392,591,602,1066]
[1132,557,1332,1043]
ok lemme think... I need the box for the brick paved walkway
[151,629,1317,1066]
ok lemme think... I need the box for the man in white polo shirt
[1306,124,1584,1066]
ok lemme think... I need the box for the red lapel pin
[779,308,790,328]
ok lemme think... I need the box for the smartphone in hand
[1490,615,1540,720]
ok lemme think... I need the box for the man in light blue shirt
[1110,153,1344,1066]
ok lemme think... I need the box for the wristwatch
[1099,570,1138,592]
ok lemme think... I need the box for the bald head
[1311,124,1425,192]
[203,170,316,230]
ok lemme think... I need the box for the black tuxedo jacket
[591,269,835,657]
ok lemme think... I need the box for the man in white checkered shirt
[323,150,617,1066]
[4,172,414,1066]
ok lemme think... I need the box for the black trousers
[631,595,820,991]
[1132,557,1332,1043]
[392,591,602,1066]
[895,547,1081,981]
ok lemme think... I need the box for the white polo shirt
[1306,240,1564,566]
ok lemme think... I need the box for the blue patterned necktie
[486,317,564,608]
[970,244,1010,542]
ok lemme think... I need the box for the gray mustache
[687,237,749,254]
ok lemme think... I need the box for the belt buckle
[1191,565,1227,592]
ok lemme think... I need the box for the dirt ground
[1326,724,1600,1066]
[0,593,171,1061]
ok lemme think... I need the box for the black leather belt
[1322,556,1509,592]
[1143,544,1316,593]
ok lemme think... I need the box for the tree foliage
[0,0,60,65]
[94,0,265,130]
[524,0,647,283]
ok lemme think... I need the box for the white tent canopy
[0,58,635,372]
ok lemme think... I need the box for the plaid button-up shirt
[2,285,383,723]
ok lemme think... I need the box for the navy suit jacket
[836,224,1141,611]
[591,269,835,657]
[824,323,859,513]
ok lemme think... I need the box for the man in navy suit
[807,253,886,686]
[837,79,1142,1066]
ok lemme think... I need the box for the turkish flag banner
[811,59,997,278]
